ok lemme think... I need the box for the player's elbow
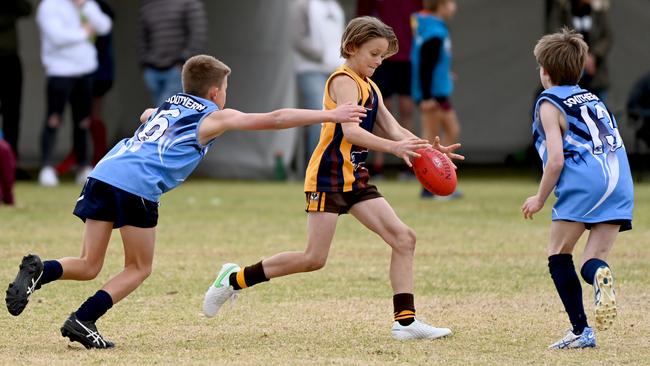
[270,110,288,129]
[341,124,362,144]
[545,157,564,172]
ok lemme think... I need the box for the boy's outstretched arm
[522,102,565,219]
[197,103,366,145]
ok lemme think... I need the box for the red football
[412,148,457,196]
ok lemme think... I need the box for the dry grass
[1,177,649,365]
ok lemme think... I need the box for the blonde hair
[182,55,231,97]
[423,0,454,12]
[533,28,588,86]
[340,16,398,59]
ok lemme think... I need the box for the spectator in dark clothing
[627,71,650,148]
[0,0,31,168]
[36,0,112,187]
[137,0,207,106]
[57,0,115,174]
[547,0,612,100]
[412,0,462,199]
[357,0,421,178]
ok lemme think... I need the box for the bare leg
[581,223,619,330]
[580,224,618,265]
[440,109,461,146]
[420,105,441,144]
[349,197,415,294]
[261,212,338,278]
[546,220,590,337]
[397,95,415,132]
[101,225,155,303]
[547,220,585,256]
[59,219,113,280]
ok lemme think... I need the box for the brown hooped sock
[393,293,416,326]
[229,261,269,290]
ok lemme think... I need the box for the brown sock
[393,293,416,326]
[229,261,269,290]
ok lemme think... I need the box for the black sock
[580,258,609,285]
[229,261,269,290]
[548,254,589,335]
[40,260,63,286]
[393,293,416,326]
[75,290,113,322]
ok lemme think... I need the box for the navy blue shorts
[73,178,159,228]
[562,219,632,232]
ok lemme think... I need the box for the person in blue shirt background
[411,0,462,199]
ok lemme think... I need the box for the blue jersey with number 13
[533,85,633,224]
[91,93,218,202]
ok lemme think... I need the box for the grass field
[1,177,649,365]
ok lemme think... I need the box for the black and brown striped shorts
[304,185,382,215]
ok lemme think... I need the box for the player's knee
[79,117,91,129]
[303,253,327,272]
[392,227,416,253]
[47,114,61,128]
[139,265,153,281]
[133,263,153,281]
[81,262,103,280]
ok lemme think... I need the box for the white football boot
[203,263,240,317]
[548,327,596,349]
[391,319,452,340]
[593,266,616,331]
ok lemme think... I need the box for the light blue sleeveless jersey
[533,85,633,223]
[90,93,218,202]
[410,12,453,102]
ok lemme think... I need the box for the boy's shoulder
[538,86,602,109]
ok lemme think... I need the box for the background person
[36,0,112,186]
[137,0,207,106]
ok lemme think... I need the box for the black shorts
[73,177,159,228]
[372,61,411,97]
[433,96,453,111]
[305,185,382,215]
[562,219,632,232]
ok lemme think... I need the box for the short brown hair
[182,55,231,97]
[340,16,398,59]
[533,28,588,86]
[423,0,454,12]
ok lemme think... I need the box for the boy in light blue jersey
[411,0,461,199]
[522,29,633,350]
[4,55,367,349]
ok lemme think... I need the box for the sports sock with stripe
[229,261,269,290]
[393,293,416,326]
[548,254,589,335]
